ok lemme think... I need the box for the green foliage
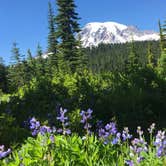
[1,132,166,166]
[1,69,166,146]
[0,113,29,146]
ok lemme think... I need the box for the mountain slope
[79,22,160,47]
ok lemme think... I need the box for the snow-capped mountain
[79,22,159,47]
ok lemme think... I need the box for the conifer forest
[0,0,166,165]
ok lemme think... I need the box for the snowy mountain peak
[79,21,160,47]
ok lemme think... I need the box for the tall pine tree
[48,2,57,54]
[125,40,138,73]
[8,43,25,91]
[0,57,7,93]
[147,42,155,68]
[158,19,166,79]
[10,42,21,64]
[55,0,87,72]
[36,44,46,77]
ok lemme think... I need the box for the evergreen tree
[162,20,166,48]
[76,35,88,72]
[159,20,163,48]
[47,2,59,72]
[27,49,36,78]
[0,57,7,92]
[27,49,33,61]
[36,44,45,77]
[159,20,166,49]
[8,43,25,91]
[10,42,21,64]
[147,42,155,68]
[22,49,33,83]
[158,19,166,79]
[126,40,138,73]
[129,40,138,65]
[55,0,86,72]
[48,2,57,54]
[36,44,42,57]
[158,48,166,79]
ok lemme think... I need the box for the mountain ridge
[79,21,160,47]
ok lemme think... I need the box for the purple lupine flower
[57,128,71,135]
[116,132,121,139]
[84,123,92,130]
[104,140,109,145]
[57,108,71,135]
[122,127,132,141]
[136,147,144,153]
[112,132,121,145]
[57,128,63,133]
[154,130,166,157]
[98,122,120,145]
[112,137,119,145]
[105,122,117,135]
[157,146,163,157]
[30,117,40,129]
[29,117,57,137]
[0,145,11,160]
[40,125,52,135]
[131,138,147,153]
[64,122,69,127]
[32,130,39,136]
[57,108,68,123]
[132,138,140,145]
[80,109,93,134]
[87,108,93,118]
[125,160,134,166]
[98,128,105,137]
[148,123,155,134]
[50,135,55,143]
[80,109,93,123]
[98,128,108,138]
[129,136,147,165]
[137,156,144,163]
[154,131,165,147]
[80,111,86,123]
[65,129,71,135]
[29,117,41,136]
[96,120,103,129]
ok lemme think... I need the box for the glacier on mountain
[79,22,159,47]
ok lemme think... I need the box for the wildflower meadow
[0,108,166,166]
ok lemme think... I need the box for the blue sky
[0,0,165,64]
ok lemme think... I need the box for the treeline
[0,40,162,93]
[86,41,161,73]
